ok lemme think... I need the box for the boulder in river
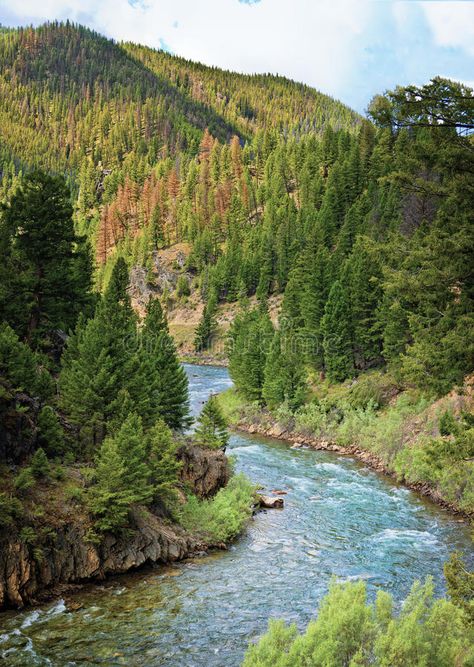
[259,495,284,509]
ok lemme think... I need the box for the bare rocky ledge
[0,445,230,610]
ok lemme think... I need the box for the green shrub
[178,473,255,542]
[444,552,474,625]
[64,484,84,502]
[294,401,330,437]
[348,371,398,410]
[243,578,473,666]
[0,492,23,527]
[176,275,191,298]
[30,448,50,478]
[37,405,65,456]
[439,410,457,436]
[216,388,246,425]
[334,403,377,447]
[14,467,35,493]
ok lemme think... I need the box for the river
[0,364,472,666]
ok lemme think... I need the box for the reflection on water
[0,364,472,666]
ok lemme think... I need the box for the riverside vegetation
[0,170,256,607]
[0,20,472,664]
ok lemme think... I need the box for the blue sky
[0,0,473,113]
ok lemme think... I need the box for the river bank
[236,421,471,519]
[0,443,232,611]
[218,375,474,521]
[1,364,472,667]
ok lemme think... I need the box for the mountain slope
[0,21,360,185]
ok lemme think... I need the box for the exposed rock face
[179,444,230,498]
[0,510,199,610]
[0,445,230,610]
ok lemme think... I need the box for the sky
[0,0,473,113]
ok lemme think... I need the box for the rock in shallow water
[258,495,284,509]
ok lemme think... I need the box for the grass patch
[178,473,256,542]
[216,387,247,425]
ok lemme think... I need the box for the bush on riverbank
[178,473,256,542]
[242,577,474,666]
[220,373,474,515]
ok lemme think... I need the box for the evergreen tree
[262,330,307,411]
[59,257,138,450]
[344,238,383,370]
[141,297,190,430]
[146,418,181,505]
[0,171,93,346]
[228,307,274,401]
[321,280,354,382]
[87,413,152,533]
[194,395,229,450]
[194,290,218,352]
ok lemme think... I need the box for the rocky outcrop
[0,509,203,610]
[179,443,230,498]
[0,444,231,610]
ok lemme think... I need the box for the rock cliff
[0,444,229,610]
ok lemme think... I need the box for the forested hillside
[0,19,473,659]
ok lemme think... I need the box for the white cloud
[1,0,473,111]
[421,1,474,56]
[0,0,375,100]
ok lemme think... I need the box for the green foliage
[243,578,473,666]
[37,405,65,457]
[146,418,181,505]
[14,468,35,493]
[347,372,398,410]
[176,275,191,298]
[439,410,458,436]
[321,281,354,382]
[86,414,152,533]
[194,395,229,449]
[0,323,54,400]
[393,413,474,513]
[0,492,23,528]
[30,448,50,479]
[444,552,474,625]
[178,473,255,542]
[215,387,247,425]
[140,297,190,430]
[0,170,93,346]
[64,484,84,502]
[194,290,218,352]
[262,330,307,411]
[228,307,274,402]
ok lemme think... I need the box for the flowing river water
[1,364,472,666]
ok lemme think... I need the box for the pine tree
[321,280,354,382]
[146,418,181,506]
[87,413,152,533]
[194,290,218,352]
[140,297,190,430]
[194,395,229,450]
[0,170,93,346]
[228,306,274,401]
[113,413,151,502]
[344,239,383,370]
[59,257,138,451]
[262,330,307,411]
